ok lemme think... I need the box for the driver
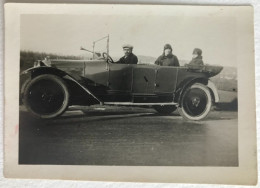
[116,44,138,64]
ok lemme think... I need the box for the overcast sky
[21,14,237,66]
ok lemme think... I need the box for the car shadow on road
[81,110,152,116]
[39,110,180,127]
[20,107,237,128]
[214,99,238,111]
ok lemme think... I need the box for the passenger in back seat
[189,48,204,66]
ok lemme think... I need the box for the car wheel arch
[176,77,218,106]
[25,67,68,79]
[20,67,71,97]
[21,66,102,105]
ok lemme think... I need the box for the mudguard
[207,79,220,102]
[176,77,219,104]
[20,66,102,104]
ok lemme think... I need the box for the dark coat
[189,56,204,66]
[155,54,180,67]
[117,53,138,64]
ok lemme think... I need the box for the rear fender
[207,80,219,102]
[176,77,219,106]
[20,66,102,104]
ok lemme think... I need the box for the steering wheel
[102,52,114,64]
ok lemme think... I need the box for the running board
[104,102,178,106]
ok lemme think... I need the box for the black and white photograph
[4,3,257,185]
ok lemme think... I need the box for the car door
[108,63,133,93]
[154,67,178,93]
[84,60,109,86]
[132,65,156,94]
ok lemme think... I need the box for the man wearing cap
[189,48,204,66]
[155,44,180,66]
[116,44,138,64]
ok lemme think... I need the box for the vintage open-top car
[20,52,223,120]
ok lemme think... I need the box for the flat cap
[122,44,133,49]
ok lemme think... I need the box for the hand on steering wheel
[102,52,114,63]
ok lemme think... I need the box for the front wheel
[178,83,212,120]
[23,74,70,119]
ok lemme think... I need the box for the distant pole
[107,35,109,55]
[93,42,95,59]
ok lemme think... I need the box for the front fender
[20,66,102,104]
[21,66,76,80]
[20,66,77,95]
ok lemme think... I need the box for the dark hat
[193,48,202,56]
[122,44,133,49]
[164,44,172,51]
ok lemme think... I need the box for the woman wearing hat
[189,48,204,66]
[155,44,180,66]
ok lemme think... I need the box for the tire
[153,105,177,115]
[20,78,31,105]
[178,83,212,121]
[23,74,70,119]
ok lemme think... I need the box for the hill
[20,51,85,72]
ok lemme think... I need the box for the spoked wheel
[178,83,212,120]
[23,74,70,119]
[153,105,177,115]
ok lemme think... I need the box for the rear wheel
[23,74,70,119]
[153,105,177,115]
[178,83,212,120]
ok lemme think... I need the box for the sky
[21,14,237,66]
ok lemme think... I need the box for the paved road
[19,105,238,166]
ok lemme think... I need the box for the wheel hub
[41,93,53,102]
[191,97,200,107]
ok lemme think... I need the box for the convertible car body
[20,53,223,120]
